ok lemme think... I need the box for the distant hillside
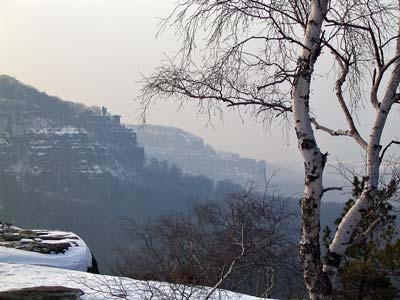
[130,125,348,202]
[0,75,238,271]
[130,124,268,187]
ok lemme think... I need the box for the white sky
[0,0,398,165]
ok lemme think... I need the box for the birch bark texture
[139,1,400,299]
[292,1,331,298]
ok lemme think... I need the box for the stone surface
[0,286,84,300]
[0,223,96,273]
[0,224,77,255]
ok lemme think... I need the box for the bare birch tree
[139,1,400,299]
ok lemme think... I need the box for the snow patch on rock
[0,225,93,272]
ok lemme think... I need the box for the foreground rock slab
[0,286,84,300]
[0,223,98,273]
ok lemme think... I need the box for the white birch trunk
[324,16,400,290]
[292,1,331,299]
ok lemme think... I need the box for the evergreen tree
[323,177,400,300]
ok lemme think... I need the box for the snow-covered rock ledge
[0,223,97,273]
[0,263,271,300]
[0,224,274,299]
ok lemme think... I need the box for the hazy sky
[0,0,398,166]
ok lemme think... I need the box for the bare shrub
[115,187,303,299]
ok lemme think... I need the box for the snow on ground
[0,263,272,300]
[0,228,93,272]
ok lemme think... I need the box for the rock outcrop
[0,286,84,300]
[0,222,98,273]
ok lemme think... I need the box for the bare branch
[331,51,368,149]
[351,217,381,246]
[380,140,400,163]
[322,187,343,195]
[203,226,246,300]
[371,54,400,109]
[310,118,351,137]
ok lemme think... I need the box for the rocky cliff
[0,75,233,272]
[130,124,267,188]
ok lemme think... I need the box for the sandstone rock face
[0,75,147,271]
